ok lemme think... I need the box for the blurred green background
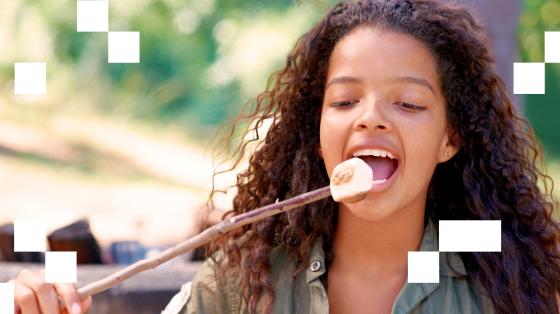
[519,0,560,158]
[0,0,558,245]
[0,0,335,141]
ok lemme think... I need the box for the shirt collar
[306,237,327,284]
[421,221,468,277]
[305,220,467,284]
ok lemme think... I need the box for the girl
[12,0,560,313]
[179,0,560,313]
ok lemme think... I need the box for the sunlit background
[0,0,558,250]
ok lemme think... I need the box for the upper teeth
[353,149,397,160]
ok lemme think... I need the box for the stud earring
[444,152,450,157]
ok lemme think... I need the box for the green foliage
[1,0,334,140]
[519,0,560,158]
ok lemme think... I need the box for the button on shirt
[166,222,496,314]
[310,260,322,272]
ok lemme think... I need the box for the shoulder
[398,227,496,314]
[430,273,495,314]
[406,222,496,313]
[164,245,302,314]
[408,252,496,314]
[161,252,241,314]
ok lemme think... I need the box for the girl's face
[319,27,459,222]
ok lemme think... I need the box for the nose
[354,99,392,132]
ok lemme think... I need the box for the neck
[331,198,426,278]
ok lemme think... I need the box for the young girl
[12,0,560,313]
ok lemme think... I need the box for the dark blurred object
[109,240,146,265]
[190,242,207,262]
[0,223,44,263]
[47,219,103,264]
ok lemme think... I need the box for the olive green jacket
[162,223,495,314]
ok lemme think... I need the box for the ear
[438,126,461,163]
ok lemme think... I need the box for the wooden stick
[76,185,332,299]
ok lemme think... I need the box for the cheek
[319,112,347,176]
[400,107,447,156]
[402,126,444,178]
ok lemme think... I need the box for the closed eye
[396,101,426,111]
[330,100,359,108]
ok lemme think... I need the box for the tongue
[360,156,397,181]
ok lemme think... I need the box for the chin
[343,201,398,222]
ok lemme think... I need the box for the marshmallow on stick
[330,157,373,203]
[73,158,373,303]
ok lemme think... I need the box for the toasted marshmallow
[330,158,373,203]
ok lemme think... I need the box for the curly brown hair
[207,0,560,313]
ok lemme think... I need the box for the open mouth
[356,156,399,184]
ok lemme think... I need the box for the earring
[444,152,450,157]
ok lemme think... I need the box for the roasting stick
[73,158,373,303]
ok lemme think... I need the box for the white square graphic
[0,282,15,314]
[408,251,439,283]
[77,0,109,32]
[108,32,140,63]
[45,252,77,284]
[439,220,501,252]
[513,62,545,94]
[545,32,560,63]
[14,63,46,95]
[14,220,46,252]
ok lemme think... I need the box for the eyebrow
[388,76,436,96]
[325,76,363,90]
[325,75,436,96]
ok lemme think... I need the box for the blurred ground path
[0,110,237,247]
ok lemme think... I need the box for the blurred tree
[1,0,328,140]
[518,0,560,157]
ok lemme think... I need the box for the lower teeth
[372,179,387,185]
